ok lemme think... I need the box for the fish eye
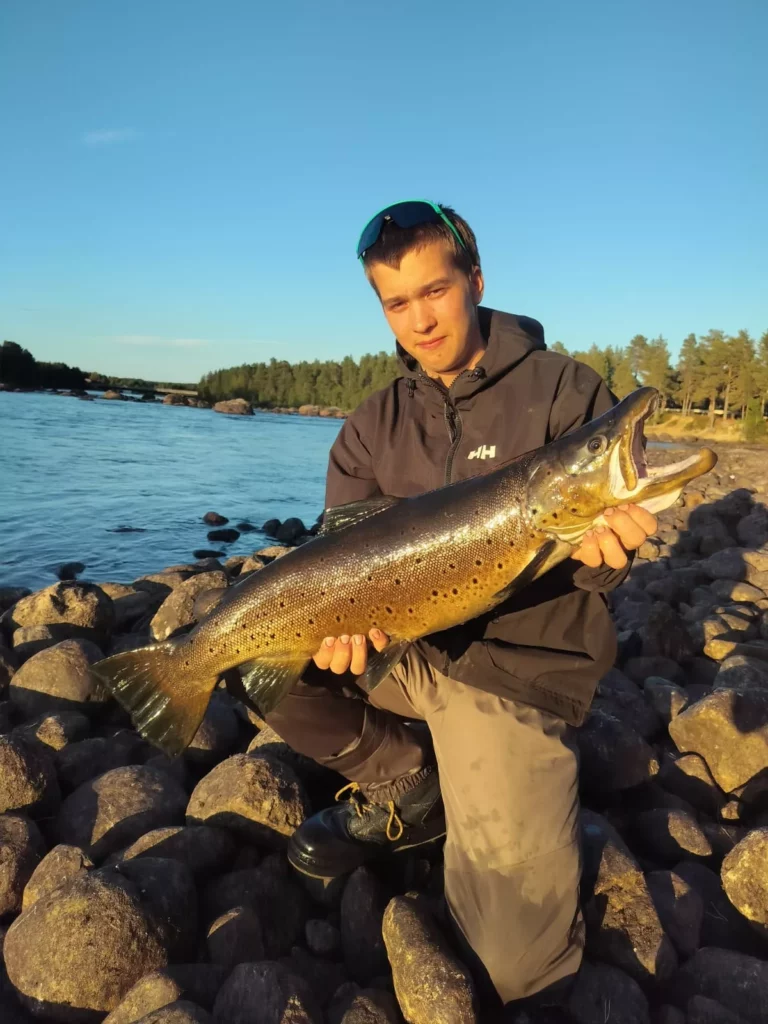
[587,435,607,454]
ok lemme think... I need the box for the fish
[92,386,717,757]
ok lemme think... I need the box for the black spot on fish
[486,538,492,545]
[552,513,558,519]
[209,647,214,653]
[308,618,314,624]
[394,579,400,585]
[296,632,301,638]
[497,563,503,569]
[449,563,455,569]
[472,578,478,584]
[452,588,458,594]
[349,598,355,604]
[571,508,578,514]
[432,590,438,596]
[280,601,285,608]
[475,559,482,566]
[336,615,341,623]
[408,607,414,614]
[250,634,255,640]
[270,633,275,639]
[385,606,392,614]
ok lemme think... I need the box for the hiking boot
[288,764,446,879]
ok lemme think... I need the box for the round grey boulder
[0,735,59,818]
[56,765,187,859]
[22,843,93,910]
[8,640,107,717]
[113,825,235,878]
[0,814,45,916]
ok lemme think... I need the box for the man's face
[367,241,485,379]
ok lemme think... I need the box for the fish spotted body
[93,387,717,756]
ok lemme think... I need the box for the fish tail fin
[239,654,311,716]
[92,640,217,757]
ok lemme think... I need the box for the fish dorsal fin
[319,495,401,535]
[356,640,411,695]
[492,538,570,604]
[239,655,310,716]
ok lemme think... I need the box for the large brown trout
[93,387,716,756]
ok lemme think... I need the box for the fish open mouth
[610,388,717,512]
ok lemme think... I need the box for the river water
[1,392,342,591]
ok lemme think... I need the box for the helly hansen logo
[468,445,496,460]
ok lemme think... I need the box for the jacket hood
[395,306,547,400]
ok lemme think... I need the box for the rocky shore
[4,445,768,1022]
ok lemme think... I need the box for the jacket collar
[396,306,546,402]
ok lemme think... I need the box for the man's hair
[361,204,481,285]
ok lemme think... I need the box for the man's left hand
[571,504,657,570]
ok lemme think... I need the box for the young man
[266,201,656,1016]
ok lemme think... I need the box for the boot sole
[288,819,447,880]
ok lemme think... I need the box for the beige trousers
[373,647,583,1006]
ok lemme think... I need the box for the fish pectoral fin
[356,640,411,695]
[239,655,311,716]
[492,538,569,603]
[319,495,401,535]
[92,640,216,758]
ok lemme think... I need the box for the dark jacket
[324,307,627,726]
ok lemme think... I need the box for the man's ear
[470,266,484,304]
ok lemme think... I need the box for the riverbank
[4,444,768,1020]
[646,412,767,446]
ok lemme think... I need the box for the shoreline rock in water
[6,444,768,1020]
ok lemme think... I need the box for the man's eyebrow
[382,279,452,305]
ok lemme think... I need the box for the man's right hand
[312,628,389,675]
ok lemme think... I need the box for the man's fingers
[369,628,389,652]
[329,636,353,674]
[624,504,658,535]
[312,636,336,670]
[595,528,629,569]
[349,634,368,675]
[573,533,603,568]
[601,509,646,551]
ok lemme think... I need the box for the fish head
[528,386,717,545]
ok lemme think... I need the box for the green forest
[0,340,87,391]
[199,328,768,425]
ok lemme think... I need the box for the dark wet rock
[192,550,225,561]
[185,693,239,767]
[223,555,247,576]
[117,857,198,960]
[235,521,256,532]
[305,918,341,958]
[686,996,749,1024]
[701,821,745,863]
[657,753,725,815]
[133,571,194,598]
[54,732,148,790]
[583,810,677,984]
[721,828,768,935]
[0,643,17,692]
[669,689,768,793]
[0,735,59,818]
[700,548,751,582]
[567,961,649,1024]
[654,1007,685,1024]
[673,861,759,953]
[262,518,281,537]
[624,656,686,686]
[0,814,45,916]
[713,655,768,691]
[737,507,768,547]
[202,853,308,958]
[669,947,768,1024]
[595,668,660,740]
[202,512,228,526]
[113,824,235,877]
[646,870,703,958]
[0,700,13,733]
[630,808,712,863]
[279,946,348,1008]
[150,571,228,641]
[205,905,264,970]
[99,584,157,632]
[0,587,31,615]
[3,865,172,1022]
[212,398,253,416]
[143,753,189,789]
[275,517,306,544]
[56,764,188,858]
[103,967,226,1024]
[643,677,689,726]
[22,843,93,910]
[642,604,698,663]
[212,962,321,1024]
[132,1002,212,1024]
[341,867,389,986]
[382,894,477,1024]
[187,753,310,848]
[12,624,99,660]
[8,639,107,716]
[326,984,402,1024]
[3,582,114,641]
[206,528,239,543]
[56,562,86,582]
[12,710,91,753]
[576,707,659,795]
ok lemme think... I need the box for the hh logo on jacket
[467,445,496,460]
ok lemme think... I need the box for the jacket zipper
[417,370,468,486]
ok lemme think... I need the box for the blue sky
[1,0,766,382]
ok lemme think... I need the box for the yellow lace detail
[334,782,404,842]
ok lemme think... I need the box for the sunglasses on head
[356,199,467,260]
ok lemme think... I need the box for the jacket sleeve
[324,413,382,510]
[548,359,633,594]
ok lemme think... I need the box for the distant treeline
[554,329,768,429]
[198,352,400,410]
[87,372,197,392]
[0,340,87,391]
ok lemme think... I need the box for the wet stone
[212,962,321,1024]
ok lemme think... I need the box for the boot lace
[335,782,404,842]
